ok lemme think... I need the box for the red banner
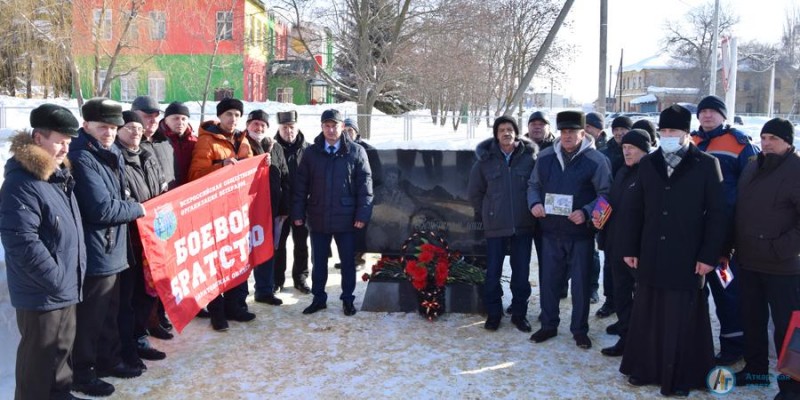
[136,155,273,332]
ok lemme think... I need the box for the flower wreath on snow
[361,230,485,321]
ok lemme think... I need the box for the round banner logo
[707,366,735,395]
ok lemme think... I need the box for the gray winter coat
[468,137,537,238]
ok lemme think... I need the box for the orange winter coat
[188,120,253,181]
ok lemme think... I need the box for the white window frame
[216,11,233,40]
[150,11,166,40]
[93,9,112,41]
[148,72,166,102]
[97,69,108,91]
[123,11,138,41]
[120,73,138,101]
[276,87,293,103]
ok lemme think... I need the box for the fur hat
[557,111,586,130]
[82,98,124,127]
[29,104,79,137]
[247,110,270,127]
[761,118,795,145]
[277,111,298,124]
[659,104,692,132]
[216,98,243,117]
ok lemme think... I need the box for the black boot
[71,368,115,397]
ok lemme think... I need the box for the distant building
[268,24,333,105]
[71,0,288,103]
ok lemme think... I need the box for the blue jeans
[484,234,533,318]
[310,231,356,304]
[540,235,593,335]
[253,258,275,297]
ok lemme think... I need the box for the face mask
[660,137,683,153]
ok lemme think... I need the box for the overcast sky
[554,0,794,104]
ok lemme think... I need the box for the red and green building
[72,0,289,103]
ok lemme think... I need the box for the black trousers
[274,219,309,288]
[740,268,800,393]
[15,305,76,400]
[610,251,636,338]
[118,265,156,362]
[73,274,121,374]
[207,280,250,319]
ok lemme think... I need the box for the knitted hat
[659,104,692,132]
[344,117,359,133]
[492,115,520,138]
[122,110,144,126]
[697,95,727,120]
[277,111,297,124]
[620,128,651,153]
[131,96,161,114]
[585,112,604,129]
[528,111,549,125]
[321,109,343,123]
[247,110,270,127]
[82,98,124,126]
[556,111,586,130]
[761,118,795,145]
[611,116,633,130]
[631,119,658,145]
[29,104,79,137]
[216,98,243,117]
[164,101,190,118]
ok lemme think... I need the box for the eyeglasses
[123,126,143,133]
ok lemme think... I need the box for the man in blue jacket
[292,109,373,317]
[692,95,760,366]
[1,104,86,400]
[69,98,146,397]
[528,111,612,350]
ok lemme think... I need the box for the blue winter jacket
[292,133,373,233]
[527,136,612,238]
[68,128,144,277]
[1,133,86,311]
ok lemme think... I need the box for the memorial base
[361,279,484,314]
[445,282,485,314]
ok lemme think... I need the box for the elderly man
[621,104,726,397]
[273,110,311,294]
[132,95,176,189]
[1,104,85,400]
[293,109,373,316]
[734,118,800,399]
[526,111,555,150]
[527,110,612,349]
[692,94,760,366]
[69,98,147,396]
[469,116,537,332]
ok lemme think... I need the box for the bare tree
[663,1,739,98]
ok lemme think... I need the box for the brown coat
[735,149,800,275]
[188,120,252,181]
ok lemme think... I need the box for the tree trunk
[25,55,33,99]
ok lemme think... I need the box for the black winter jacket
[598,163,639,257]
[1,133,86,310]
[600,138,625,176]
[292,133,373,233]
[468,137,537,238]
[275,130,308,194]
[139,134,175,190]
[622,145,727,290]
[68,129,144,277]
[248,135,290,217]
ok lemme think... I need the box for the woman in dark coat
[620,105,727,397]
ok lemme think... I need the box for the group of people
[2,95,375,399]
[469,95,800,399]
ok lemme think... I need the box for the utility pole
[768,61,776,117]
[710,0,720,95]
[598,0,608,113]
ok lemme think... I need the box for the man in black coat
[273,110,311,294]
[68,98,147,397]
[292,109,373,316]
[0,104,86,400]
[620,104,726,397]
[734,118,800,398]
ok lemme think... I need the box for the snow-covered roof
[623,54,694,72]
[630,94,657,105]
[647,86,700,95]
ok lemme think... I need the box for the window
[97,69,108,90]
[148,72,166,101]
[93,9,112,41]
[123,11,138,40]
[150,11,166,40]
[216,11,233,40]
[776,78,782,90]
[120,73,138,101]
[276,87,293,103]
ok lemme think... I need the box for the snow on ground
[0,95,787,398]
